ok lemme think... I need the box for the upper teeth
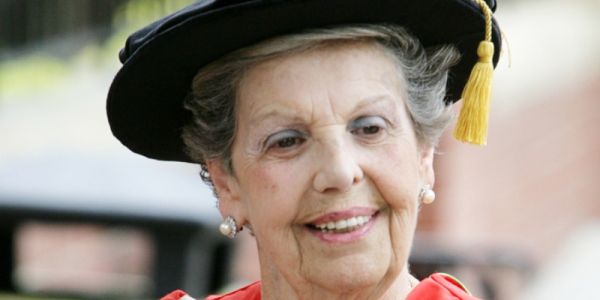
[315,215,371,231]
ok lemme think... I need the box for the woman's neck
[259,263,417,300]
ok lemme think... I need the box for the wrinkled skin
[208,42,434,300]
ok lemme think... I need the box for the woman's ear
[418,145,435,187]
[206,159,245,221]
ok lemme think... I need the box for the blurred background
[0,0,599,299]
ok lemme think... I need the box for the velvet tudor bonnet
[107,0,502,162]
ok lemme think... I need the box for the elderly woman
[107,0,501,299]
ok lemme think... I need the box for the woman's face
[209,42,435,296]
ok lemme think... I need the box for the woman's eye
[264,130,306,151]
[350,116,387,136]
[360,125,381,135]
[275,136,303,148]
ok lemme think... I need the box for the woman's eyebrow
[248,107,299,128]
[353,94,399,112]
[248,94,399,126]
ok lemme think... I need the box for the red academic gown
[161,273,480,300]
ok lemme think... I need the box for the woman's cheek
[243,161,282,193]
[244,162,302,223]
[366,145,419,206]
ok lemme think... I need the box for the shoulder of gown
[407,273,481,300]
[161,282,261,300]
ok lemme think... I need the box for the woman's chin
[296,215,399,290]
[304,255,396,295]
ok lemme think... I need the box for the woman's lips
[308,207,378,225]
[305,207,379,243]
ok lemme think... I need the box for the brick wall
[421,76,600,264]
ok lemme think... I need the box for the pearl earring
[219,216,238,239]
[420,185,436,205]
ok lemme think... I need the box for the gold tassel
[452,0,495,145]
[453,41,494,145]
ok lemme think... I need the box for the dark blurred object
[0,152,230,299]
[0,0,126,51]
[411,236,533,300]
[0,225,14,291]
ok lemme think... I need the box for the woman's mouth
[305,208,379,243]
[310,215,373,233]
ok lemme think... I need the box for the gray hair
[182,24,459,185]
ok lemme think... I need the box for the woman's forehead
[236,42,406,118]
[240,41,396,81]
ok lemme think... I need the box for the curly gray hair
[182,24,459,185]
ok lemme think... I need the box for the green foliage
[0,0,194,101]
[0,56,69,98]
[113,0,195,31]
[0,294,77,300]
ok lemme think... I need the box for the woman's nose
[312,140,364,193]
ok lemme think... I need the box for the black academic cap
[107,0,501,162]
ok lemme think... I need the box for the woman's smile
[304,207,379,243]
